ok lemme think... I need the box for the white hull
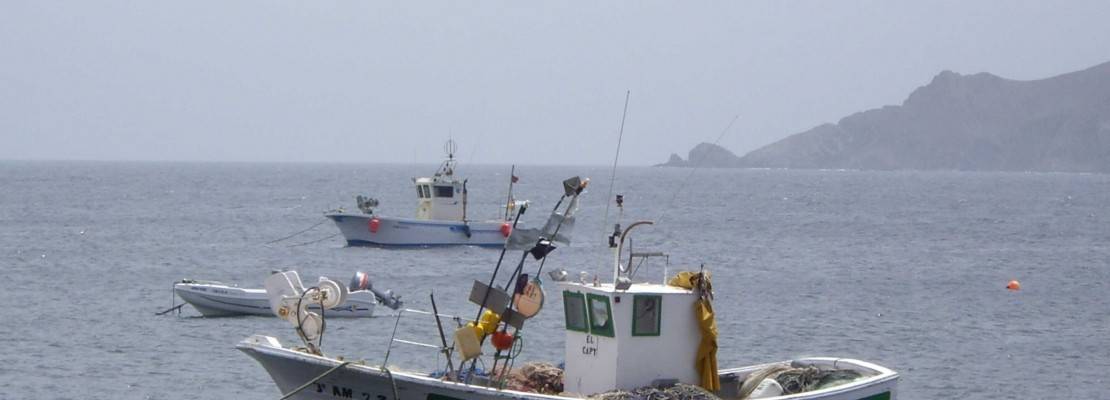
[238,335,898,400]
[326,213,509,248]
[174,282,375,318]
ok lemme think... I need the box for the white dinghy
[326,140,519,248]
[173,271,402,318]
[239,180,898,400]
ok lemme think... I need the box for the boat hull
[238,335,898,400]
[174,283,375,318]
[326,213,509,248]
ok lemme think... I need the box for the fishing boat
[173,271,402,318]
[239,178,898,400]
[326,140,518,248]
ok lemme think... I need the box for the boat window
[631,295,662,336]
[434,185,454,198]
[416,186,425,198]
[586,293,614,337]
[563,291,588,332]
[420,185,431,198]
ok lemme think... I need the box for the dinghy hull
[326,213,509,248]
[174,282,375,318]
[238,335,898,400]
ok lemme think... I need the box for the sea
[2,161,1108,400]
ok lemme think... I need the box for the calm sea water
[2,161,1109,400]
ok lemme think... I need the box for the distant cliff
[662,61,1110,172]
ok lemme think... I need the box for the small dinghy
[173,271,402,318]
[239,179,898,400]
[326,140,521,248]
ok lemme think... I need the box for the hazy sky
[3,1,1109,165]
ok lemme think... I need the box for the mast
[504,165,516,221]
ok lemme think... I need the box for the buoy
[500,222,512,237]
[368,218,380,233]
[490,331,514,351]
[1007,280,1021,291]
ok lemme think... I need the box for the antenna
[599,91,631,278]
[444,139,457,160]
[601,91,631,243]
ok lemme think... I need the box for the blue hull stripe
[347,240,505,249]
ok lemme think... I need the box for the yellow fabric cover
[670,271,720,392]
[695,298,719,392]
[667,271,698,289]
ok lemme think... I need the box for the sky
[2,1,1109,166]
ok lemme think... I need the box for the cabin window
[586,293,614,337]
[434,185,454,198]
[631,295,662,336]
[419,185,431,198]
[563,291,588,332]
[416,186,425,198]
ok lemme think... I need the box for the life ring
[368,218,380,233]
[500,223,512,237]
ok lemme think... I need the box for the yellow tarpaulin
[669,271,720,392]
[695,297,719,392]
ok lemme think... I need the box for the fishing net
[737,363,865,399]
[590,383,720,400]
[505,362,564,395]
[775,366,862,394]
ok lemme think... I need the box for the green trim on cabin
[631,295,662,336]
[563,291,588,332]
[586,293,615,337]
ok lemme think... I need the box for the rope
[264,219,327,245]
[155,303,184,316]
[381,366,401,400]
[278,361,352,400]
[287,233,340,247]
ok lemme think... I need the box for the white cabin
[559,281,701,395]
[412,141,468,221]
[413,177,465,221]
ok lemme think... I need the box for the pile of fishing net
[738,363,864,399]
[505,362,564,394]
[590,383,720,400]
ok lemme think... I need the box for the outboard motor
[350,271,403,310]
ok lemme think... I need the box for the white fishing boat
[173,271,403,318]
[239,179,898,400]
[326,140,518,248]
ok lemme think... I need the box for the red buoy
[490,331,514,351]
[368,218,380,233]
[500,222,512,237]
[1007,280,1021,291]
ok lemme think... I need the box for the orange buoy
[500,222,512,237]
[368,218,380,233]
[1006,280,1021,291]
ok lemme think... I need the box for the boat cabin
[413,177,465,221]
[412,141,468,221]
[559,281,701,395]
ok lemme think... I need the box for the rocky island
[660,61,1110,172]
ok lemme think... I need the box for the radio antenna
[601,91,631,246]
